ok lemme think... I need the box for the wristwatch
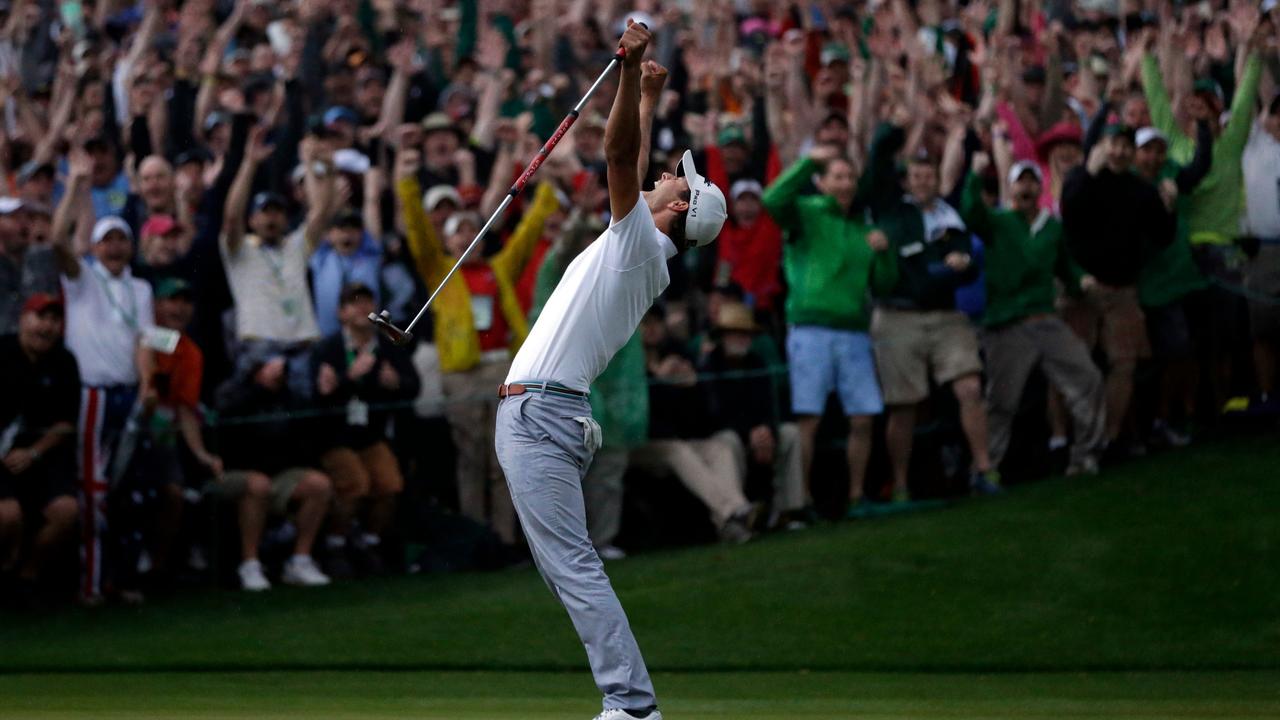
[28,448,40,461]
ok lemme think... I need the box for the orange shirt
[153,334,203,409]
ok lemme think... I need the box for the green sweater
[1142,53,1261,246]
[960,173,1082,327]
[1138,162,1210,308]
[762,156,898,331]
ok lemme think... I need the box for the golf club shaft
[396,51,626,339]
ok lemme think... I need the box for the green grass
[3,670,1279,719]
[1,434,1278,717]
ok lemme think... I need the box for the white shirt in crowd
[1243,119,1280,239]
[62,257,154,387]
[507,197,675,393]
[220,228,321,343]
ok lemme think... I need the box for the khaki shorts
[210,468,310,515]
[871,308,983,405]
[1061,283,1150,363]
[320,443,404,500]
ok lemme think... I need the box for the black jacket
[1061,166,1176,287]
[310,332,421,449]
[699,346,780,443]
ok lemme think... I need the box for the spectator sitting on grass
[631,307,757,545]
[699,301,806,530]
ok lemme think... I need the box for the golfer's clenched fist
[619,18,651,65]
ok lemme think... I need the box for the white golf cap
[91,216,133,244]
[1007,160,1043,187]
[423,184,463,212]
[0,197,24,215]
[730,179,764,201]
[443,211,480,238]
[333,148,371,174]
[678,150,728,247]
[1135,127,1167,148]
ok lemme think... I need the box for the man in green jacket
[762,144,896,515]
[1142,33,1264,412]
[962,154,1105,476]
[1134,124,1213,446]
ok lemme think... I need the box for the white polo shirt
[220,229,321,342]
[62,257,154,387]
[1243,120,1280,239]
[507,197,675,393]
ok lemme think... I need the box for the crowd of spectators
[2,0,1280,608]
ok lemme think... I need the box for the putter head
[369,310,413,346]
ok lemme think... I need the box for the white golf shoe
[593,709,662,720]
[237,559,272,592]
[282,555,331,587]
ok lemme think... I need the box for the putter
[370,34,643,345]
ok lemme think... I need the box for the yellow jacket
[397,176,559,373]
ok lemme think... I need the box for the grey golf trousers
[495,390,656,712]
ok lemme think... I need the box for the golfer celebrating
[495,21,726,720]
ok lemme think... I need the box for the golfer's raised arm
[637,60,669,183]
[604,20,651,222]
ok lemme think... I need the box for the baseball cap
[154,277,193,300]
[91,216,133,244]
[1135,127,1167,148]
[421,112,460,136]
[729,179,764,201]
[423,185,463,211]
[251,191,288,214]
[1102,123,1136,142]
[21,292,63,316]
[677,150,728,247]
[324,106,359,128]
[1007,160,1044,186]
[203,111,231,134]
[332,208,364,229]
[333,148,371,174]
[339,281,375,305]
[141,214,181,238]
[820,42,851,67]
[717,125,748,148]
[0,197,24,215]
[443,211,480,238]
[175,147,213,167]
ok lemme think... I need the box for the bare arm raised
[604,20,651,222]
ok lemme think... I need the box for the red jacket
[717,215,782,311]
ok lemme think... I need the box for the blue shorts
[786,325,884,416]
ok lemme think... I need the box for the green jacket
[856,123,978,310]
[1142,53,1262,246]
[762,156,898,331]
[1139,162,1211,308]
[960,173,1082,327]
[529,219,648,451]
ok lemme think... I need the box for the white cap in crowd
[679,150,728,247]
[1135,127,1167,148]
[423,185,464,212]
[730,179,764,201]
[91,216,134,244]
[1007,160,1044,187]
